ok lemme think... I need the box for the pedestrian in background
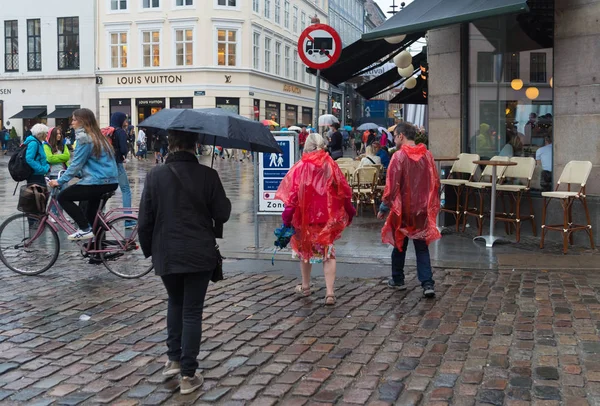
[44,127,70,178]
[276,133,355,305]
[24,124,50,188]
[327,122,344,160]
[378,123,440,298]
[109,112,133,227]
[138,130,231,395]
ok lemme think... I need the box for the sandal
[325,295,336,306]
[295,285,311,297]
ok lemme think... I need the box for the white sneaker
[67,229,94,241]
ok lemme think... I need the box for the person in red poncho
[377,123,441,298]
[276,133,356,306]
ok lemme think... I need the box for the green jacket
[43,143,70,175]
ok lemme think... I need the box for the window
[264,37,271,73]
[275,0,280,24]
[530,52,547,83]
[284,1,290,28]
[111,0,127,10]
[27,19,42,71]
[4,20,18,72]
[57,17,80,70]
[293,6,298,33]
[293,50,298,80]
[253,32,260,69]
[284,45,290,78]
[217,0,236,6]
[301,11,306,31]
[301,57,305,82]
[110,32,128,68]
[476,52,494,82]
[253,0,259,12]
[275,41,281,75]
[142,30,160,67]
[176,0,193,5]
[503,52,519,82]
[175,29,193,66]
[143,0,160,8]
[264,0,271,18]
[217,29,237,66]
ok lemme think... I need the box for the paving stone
[378,381,404,401]
[202,387,231,402]
[477,389,505,405]
[434,373,459,388]
[0,362,19,374]
[141,391,172,405]
[10,387,45,401]
[533,385,562,401]
[95,386,128,403]
[54,391,93,405]
[535,367,559,380]
[127,384,157,398]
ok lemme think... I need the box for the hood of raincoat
[381,143,441,251]
[275,149,352,259]
[110,112,127,129]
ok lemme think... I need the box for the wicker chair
[352,166,379,216]
[440,153,480,232]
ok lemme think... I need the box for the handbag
[17,184,48,214]
[331,149,343,160]
[167,164,225,282]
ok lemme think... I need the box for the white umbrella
[318,114,339,126]
[288,126,302,132]
[357,122,379,131]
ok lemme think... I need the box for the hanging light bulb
[405,77,417,89]
[398,64,414,77]
[385,34,406,44]
[393,50,412,69]
[511,79,523,91]
[525,87,539,100]
[550,77,553,88]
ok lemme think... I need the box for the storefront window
[253,99,260,121]
[285,104,297,127]
[216,97,239,114]
[468,15,553,192]
[265,101,280,124]
[301,107,312,126]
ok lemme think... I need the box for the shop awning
[10,107,47,119]
[389,76,428,105]
[356,51,427,100]
[46,106,79,119]
[362,0,529,42]
[308,32,424,86]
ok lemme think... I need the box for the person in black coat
[138,131,231,395]
[327,122,343,160]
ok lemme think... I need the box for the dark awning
[362,0,529,42]
[389,76,428,105]
[10,107,47,119]
[308,32,424,86]
[356,51,427,100]
[46,106,79,119]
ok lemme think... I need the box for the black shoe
[387,278,407,290]
[423,284,435,298]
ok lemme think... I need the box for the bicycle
[0,182,153,279]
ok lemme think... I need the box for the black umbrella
[139,108,282,165]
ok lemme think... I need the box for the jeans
[117,163,131,209]
[391,237,434,288]
[161,271,213,377]
[58,184,118,230]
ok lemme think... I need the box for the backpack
[8,140,40,182]
[101,126,116,146]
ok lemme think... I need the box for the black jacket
[109,112,129,163]
[138,151,231,276]
[328,131,343,152]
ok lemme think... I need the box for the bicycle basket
[17,184,48,214]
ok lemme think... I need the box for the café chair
[462,156,510,235]
[336,158,355,165]
[352,166,379,216]
[440,153,480,232]
[495,157,537,242]
[540,160,595,254]
[339,166,352,183]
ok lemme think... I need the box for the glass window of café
[285,104,297,127]
[467,10,553,192]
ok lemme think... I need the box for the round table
[472,160,517,248]
[434,157,459,233]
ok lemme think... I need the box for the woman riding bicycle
[48,108,119,241]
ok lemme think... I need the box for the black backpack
[8,140,40,182]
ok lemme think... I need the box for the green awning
[362,0,529,41]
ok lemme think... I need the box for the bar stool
[462,156,510,235]
[440,153,480,232]
[540,160,595,254]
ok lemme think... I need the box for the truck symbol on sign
[306,37,333,56]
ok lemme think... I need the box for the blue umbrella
[343,125,353,131]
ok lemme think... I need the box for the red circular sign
[297,24,342,70]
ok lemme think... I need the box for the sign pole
[254,151,259,251]
[314,69,321,130]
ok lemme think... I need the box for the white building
[0,0,96,137]
[96,0,330,128]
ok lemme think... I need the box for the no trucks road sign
[298,24,342,71]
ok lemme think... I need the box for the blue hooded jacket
[110,112,129,163]
[24,135,50,176]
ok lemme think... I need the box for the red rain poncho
[381,143,441,251]
[276,150,353,259]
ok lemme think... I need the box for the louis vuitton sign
[117,75,183,85]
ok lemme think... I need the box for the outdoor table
[434,157,459,233]
[472,160,517,248]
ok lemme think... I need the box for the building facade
[0,0,96,137]
[364,0,386,33]
[96,0,329,128]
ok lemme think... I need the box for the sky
[374,0,414,19]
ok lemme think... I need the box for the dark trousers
[58,184,118,230]
[391,237,434,288]
[161,272,212,377]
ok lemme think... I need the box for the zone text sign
[298,24,342,71]
[258,134,296,212]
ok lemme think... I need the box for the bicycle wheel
[0,213,60,275]
[98,215,153,279]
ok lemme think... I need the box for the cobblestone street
[1,259,600,405]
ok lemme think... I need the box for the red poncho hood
[275,150,352,258]
[381,143,441,251]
